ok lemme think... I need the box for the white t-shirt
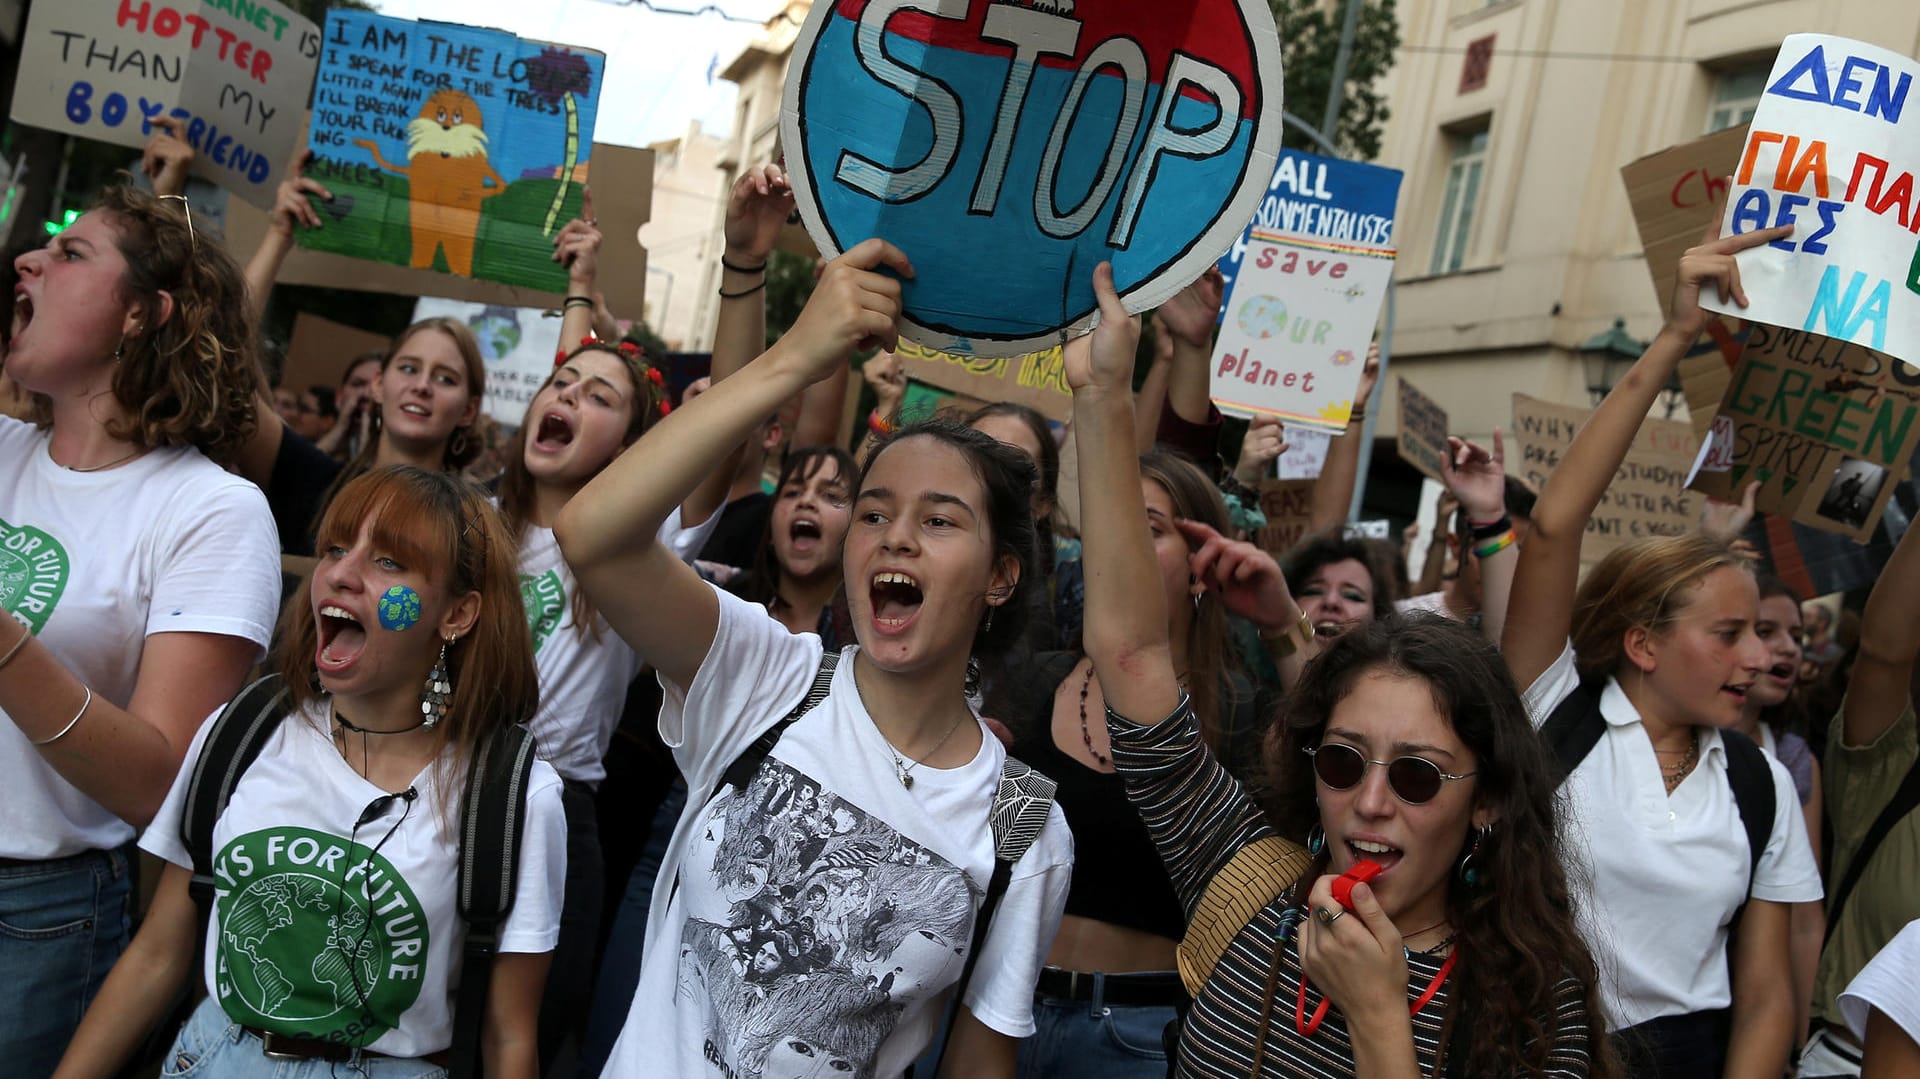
[514,507,721,786]
[1524,643,1823,1029]
[0,418,280,859]
[142,702,566,1058]
[602,585,1073,1079]
[1839,918,1920,1044]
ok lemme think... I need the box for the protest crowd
[0,6,1918,1079]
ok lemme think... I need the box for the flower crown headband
[559,335,672,417]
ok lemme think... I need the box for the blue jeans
[163,997,447,1078]
[577,779,685,1078]
[1015,982,1174,1079]
[0,846,133,1079]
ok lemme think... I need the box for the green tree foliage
[1269,0,1401,161]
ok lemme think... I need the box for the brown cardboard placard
[279,312,392,396]
[893,340,1072,424]
[1253,479,1317,558]
[222,139,653,316]
[1688,324,1920,542]
[1512,393,1699,562]
[1395,376,1450,482]
[1621,126,1748,317]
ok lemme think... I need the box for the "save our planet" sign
[782,0,1284,357]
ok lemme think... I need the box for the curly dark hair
[26,184,261,465]
[1281,527,1398,620]
[1264,613,1619,1078]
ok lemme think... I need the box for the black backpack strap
[1823,757,1920,944]
[1719,729,1776,893]
[1541,679,1607,785]
[935,756,1057,1070]
[450,720,540,1079]
[182,675,293,920]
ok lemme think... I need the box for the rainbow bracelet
[1473,530,1517,559]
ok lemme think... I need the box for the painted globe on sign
[1236,295,1288,340]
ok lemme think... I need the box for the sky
[371,0,775,148]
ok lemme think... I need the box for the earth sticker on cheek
[377,586,423,631]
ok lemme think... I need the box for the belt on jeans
[1033,968,1187,1007]
[242,1027,451,1067]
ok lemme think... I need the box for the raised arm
[1134,325,1174,453]
[1501,219,1790,689]
[1845,504,1920,747]
[1442,431,1516,646]
[556,240,911,687]
[140,117,194,198]
[1070,263,1179,725]
[1310,343,1378,533]
[713,164,792,384]
[1155,267,1224,428]
[551,190,602,356]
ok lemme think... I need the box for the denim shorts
[164,998,449,1079]
[0,846,133,1079]
[1015,977,1174,1079]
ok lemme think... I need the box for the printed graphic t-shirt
[142,704,567,1058]
[0,418,280,859]
[602,585,1074,1079]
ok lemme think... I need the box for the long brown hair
[320,318,487,514]
[496,341,662,641]
[1138,450,1242,751]
[278,466,538,831]
[27,184,261,465]
[1570,533,1751,682]
[1266,614,1618,1077]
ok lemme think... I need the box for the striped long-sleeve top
[1108,699,1594,1078]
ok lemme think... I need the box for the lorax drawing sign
[782,0,1284,357]
[299,11,604,293]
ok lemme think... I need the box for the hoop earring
[448,426,470,459]
[1457,824,1490,887]
[1307,824,1325,857]
[421,638,453,729]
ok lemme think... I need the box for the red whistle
[1331,860,1383,911]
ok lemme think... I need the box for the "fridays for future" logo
[0,516,68,635]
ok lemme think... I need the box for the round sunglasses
[1304,742,1477,805]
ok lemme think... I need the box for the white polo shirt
[1523,643,1823,1030]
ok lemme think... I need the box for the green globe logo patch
[212,827,428,1046]
[376,586,423,632]
[520,570,564,653]
[0,517,68,635]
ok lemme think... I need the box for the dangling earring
[983,604,995,635]
[422,638,453,729]
[112,335,125,362]
[1457,824,1491,887]
[448,426,470,459]
[1307,824,1325,857]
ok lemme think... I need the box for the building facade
[640,121,729,350]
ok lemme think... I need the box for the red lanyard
[1295,946,1460,1038]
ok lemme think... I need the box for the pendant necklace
[885,711,968,789]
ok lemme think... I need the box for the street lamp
[1579,317,1684,418]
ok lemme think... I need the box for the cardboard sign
[893,339,1072,423]
[1622,126,1749,317]
[279,311,390,397]
[1395,376,1450,482]
[299,11,604,292]
[1253,479,1316,557]
[1700,34,1920,366]
[780,0,1284,356]
[1208,151,1400,431]
[222,140,654,314]
[413,296,573,425]
[10,0,321,208]
[1512,393,1699,562]
[1691,322,1920,541]
[1276,425,1329,480]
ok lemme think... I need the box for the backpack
[1542,679,1775,913]
[677,652,1058,1072]
[181,674,538,1079]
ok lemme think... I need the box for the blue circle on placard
[783,0,1283,357]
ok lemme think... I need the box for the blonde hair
[1570,533,1753,682]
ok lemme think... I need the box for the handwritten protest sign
[1396,376,1450,481]
[1690,322,1920,541]
[1513,393,1699,562]
[299,11,604,293]
[1701,34,1920,366]
[413,296,567,425]
[781,0,1284,356]
[1623,126,1749,318]
[1253,479,1316,557]
[1277,426,1330,480]
[1208,150,1400,431]
[10,0,320,208]
[894,339,1071,423]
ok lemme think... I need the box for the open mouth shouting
[1765,662,1795,692]
[1722,680,1753,706]
[532,410,576,452]
[316,604,368,675]
[12,290,32,345]
[788,515,823,553]
[869,571,923,633]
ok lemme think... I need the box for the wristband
[1473,530,1517,559]
[1468,514,1512,540]
[721,255,768,274]
[1260,611,1315,660]
[563,296,594,310]
[0,626,30,672]
[868,409,896,437]
[719,281,768,299]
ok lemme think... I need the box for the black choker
[334,708,427,735]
